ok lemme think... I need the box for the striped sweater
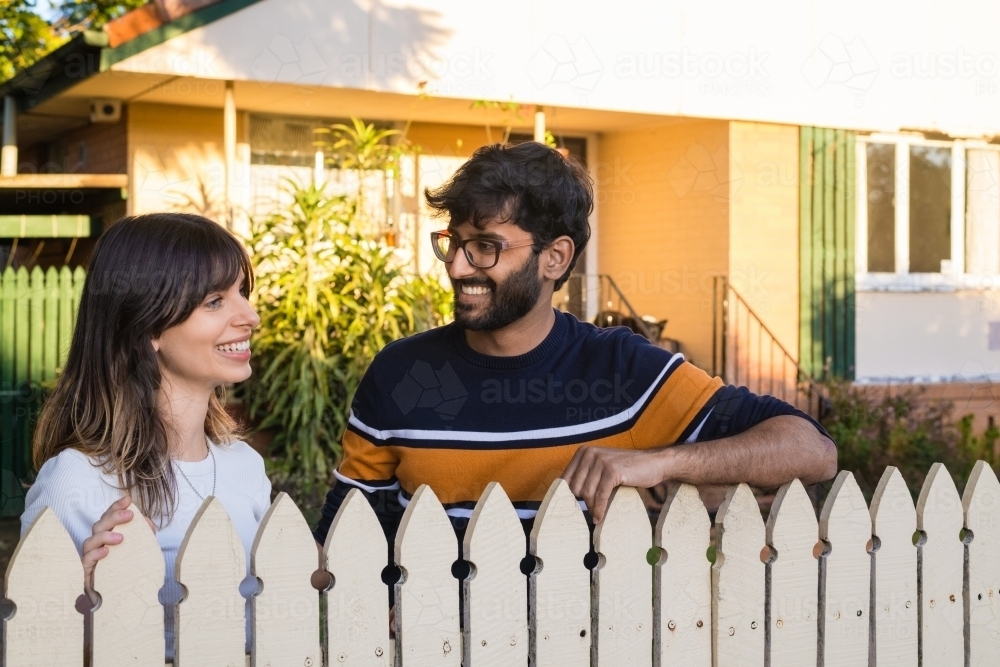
[314,310,823,543]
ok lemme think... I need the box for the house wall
[406,122,494,157]
[728,121,800,359]
[855,290,1000,382]
[597,118,730,370]
[127,102,227,217]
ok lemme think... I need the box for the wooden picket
[528,478,590,667]
[916,463,964,667]
[766,479,818,667]
[713,483,765,667]
[0,264,85,504]
[592,486,652,666]
[463,482,527,667]
[175,497,247,667]
[870,467,918,667]
[394,485,461,666]
[5,464,1000,667]
[91,501,165,666]
[963,460,1000,665]
[818,471,870,667]
[654,483,711,667]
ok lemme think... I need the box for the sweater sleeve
[313,364,403,548]
[20,450,123,556]
[684,384,831,442]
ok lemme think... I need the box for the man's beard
[452,253,543,331]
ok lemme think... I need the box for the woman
[20,213,271,658]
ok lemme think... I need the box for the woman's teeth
[461,285,490,295]
[216,340,250,353]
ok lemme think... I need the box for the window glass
[909,145,952,273]
[867,143,895,272]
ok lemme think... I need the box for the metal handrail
[712,276,826,418]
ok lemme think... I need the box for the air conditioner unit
[90,99,122,123]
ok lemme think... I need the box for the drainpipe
[1,96,17,177]
[223,80,236,230]
[534,105,545,143]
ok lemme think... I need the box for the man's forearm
[660,415,838,488]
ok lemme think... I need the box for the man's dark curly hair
[424,141,593,290]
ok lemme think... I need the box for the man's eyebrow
[446,226,506,241]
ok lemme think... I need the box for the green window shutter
[800,127,856,380]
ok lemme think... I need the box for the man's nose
[448,247,478,279]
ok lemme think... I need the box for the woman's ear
[150,337,160,353]
[541,236,575,281]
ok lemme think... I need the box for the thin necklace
[174,441,217,500]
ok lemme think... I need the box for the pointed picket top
[324,488,390,667]
[817,471,870,667]
[394,484,460,667]
[91,502,165,667]
[916,463,964,667]
[766,479,819,667]
[591,486,652,666]
[174,496,246,667]
[529,478,590,667]
[4,507,84,667]
[869,466,917,667]
[963,460,1000,666]
[463,482,528,667]
[654,483,711,667]
[713,483,765,667]
[251,492,320,667]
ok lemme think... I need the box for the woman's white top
[20,440,272,658]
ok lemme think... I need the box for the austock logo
[391,361,468,421]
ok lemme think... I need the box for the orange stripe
[629,362,722,448]
[338,429,399,481]
[394,431,634,504]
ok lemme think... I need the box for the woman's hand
[81,496,155,603]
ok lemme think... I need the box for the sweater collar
[451,309,568,370]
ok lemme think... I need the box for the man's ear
[540,236,575,281]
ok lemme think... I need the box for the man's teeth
[461,285,491,295]
[216,340,250,353]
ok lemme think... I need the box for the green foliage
[54,0,146,31]
[821,379,998,501]
[243,180,451,485]
[0,0,66,81]
[1,0,142,83]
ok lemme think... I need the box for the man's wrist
[653,445,678,484]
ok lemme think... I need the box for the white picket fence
[4,461,1000,667]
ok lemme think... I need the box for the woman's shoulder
[34,447,110,482]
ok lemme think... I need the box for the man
[313,141,836,552]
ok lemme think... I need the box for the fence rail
[0,265,85,508]
[5,461,1000,666]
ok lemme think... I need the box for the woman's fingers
[90,496,135,535]
[81,530,124,557]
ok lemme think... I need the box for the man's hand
[561,448,670,523]
[561,415,837,523]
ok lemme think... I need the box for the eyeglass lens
[433,234,498,268]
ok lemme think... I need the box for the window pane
[867,143,896,272]
[909,145,952,273]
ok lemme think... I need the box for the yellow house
[2,0,999,429]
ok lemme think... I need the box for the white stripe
[684,407,713,443]
[397,492,587,520]
[334,469,400,493]
[351,354,686,443]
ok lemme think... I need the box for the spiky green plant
[243,180,451,483]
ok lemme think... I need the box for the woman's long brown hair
[32,213,253,522]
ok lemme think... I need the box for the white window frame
[855,133,987,291]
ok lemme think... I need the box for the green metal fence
[0,265,85,516]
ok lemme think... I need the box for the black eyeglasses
[430,230,545,269]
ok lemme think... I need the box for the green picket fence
[0,265,85,516]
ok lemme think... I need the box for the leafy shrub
[821,379,999,501]
[243,181,451,485]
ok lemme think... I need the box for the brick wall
[597,118,730,369]
[728,121,800,360]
